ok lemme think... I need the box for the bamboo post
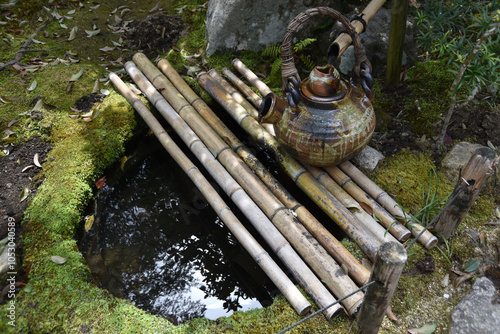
[356,241,407,334]
[434,148,499,240]
[197,71,382,260]
[339,161,438,249]
[385,0,409,85]
[135,55,363,316]
[158,60,371,287]
[126,57,342,319]
[108,73,312,316]
[324,166,412,242]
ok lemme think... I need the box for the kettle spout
[258,93,288,124]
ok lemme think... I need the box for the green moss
[372,149,454,215]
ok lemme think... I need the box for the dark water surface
[79,136,277,324]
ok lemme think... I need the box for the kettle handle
[281,7,371,95]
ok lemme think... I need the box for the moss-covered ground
[1,0,498,333]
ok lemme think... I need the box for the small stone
[444,293,450,299]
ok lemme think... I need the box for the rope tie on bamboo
[405,182,471,251]
[277,280,377,334]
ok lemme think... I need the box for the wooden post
[356,242,407,334]
[434,148,499,240]
[385,0,409,85]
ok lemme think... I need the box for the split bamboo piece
[196,71,382,260]
[128,55,343,318]
[339,161,438,249]
[306,166,399,245]
[108,72,312,316]
[325,166,411,242]
[159,60,371,287]
[134,55,363,316]
[221,67,263,108]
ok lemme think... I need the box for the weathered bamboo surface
[108,72,312,316]
[230,61,435,249]
[434,148,499,239]
[159,60,371,287]
[197,71,382,261]
[356,241,407,333]
[126,57,342,318]
[339,161,438,249]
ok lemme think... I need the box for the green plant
[261,38,317,89]
[436,233,453,266]
[413,0,500,102]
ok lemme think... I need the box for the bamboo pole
[222,67,263,108]
[108,72,312,316]
[196,71,382,260]
[434,148,499,240]
[327,0,387,63]
[356,241,407,334]
[339,161,438,249]
[135,55,363,316]
[306,166,399,245]
[128,55,346,318]
[232,58,272,97]
[158,60,371,287]
[209,69,275,135]
[386,0,409,85]
[325,166,411,242]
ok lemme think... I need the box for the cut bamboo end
[339,161,437,249]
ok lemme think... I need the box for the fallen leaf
[495,207,500,219]
[31,38,45,44]
[68,26,78,41]
[50,256,68,264]
[91,79,99,94]
[408,323,437,334]
[121,155,128,171]
[84,215,94,231]
[31,99,44,112]
[454,272,475,288]
[464,259,480,272]
[27,80,37,91]
[19,186,29,202]
[69,69,83,82]
[22,165,35,172]
[100,89,110,96]
[34,153,42,167]
[385,306,399,322]
[96,176,106,189]
[85,29,100,37]
[99,46,115,52]
[67,9,76,15]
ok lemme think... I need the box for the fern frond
[293,38,317,53]
[300,54,316,71]
[262,43,282,59]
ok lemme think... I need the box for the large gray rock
[333,8,418,77]
[205,0,341,56]
[440,142,486,183]
[449,277,500,334]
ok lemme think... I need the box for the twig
[438,22,500,145]
[0,18,53,71]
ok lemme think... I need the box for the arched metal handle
[281,7,372,96]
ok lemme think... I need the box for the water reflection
[79,140,275,324]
